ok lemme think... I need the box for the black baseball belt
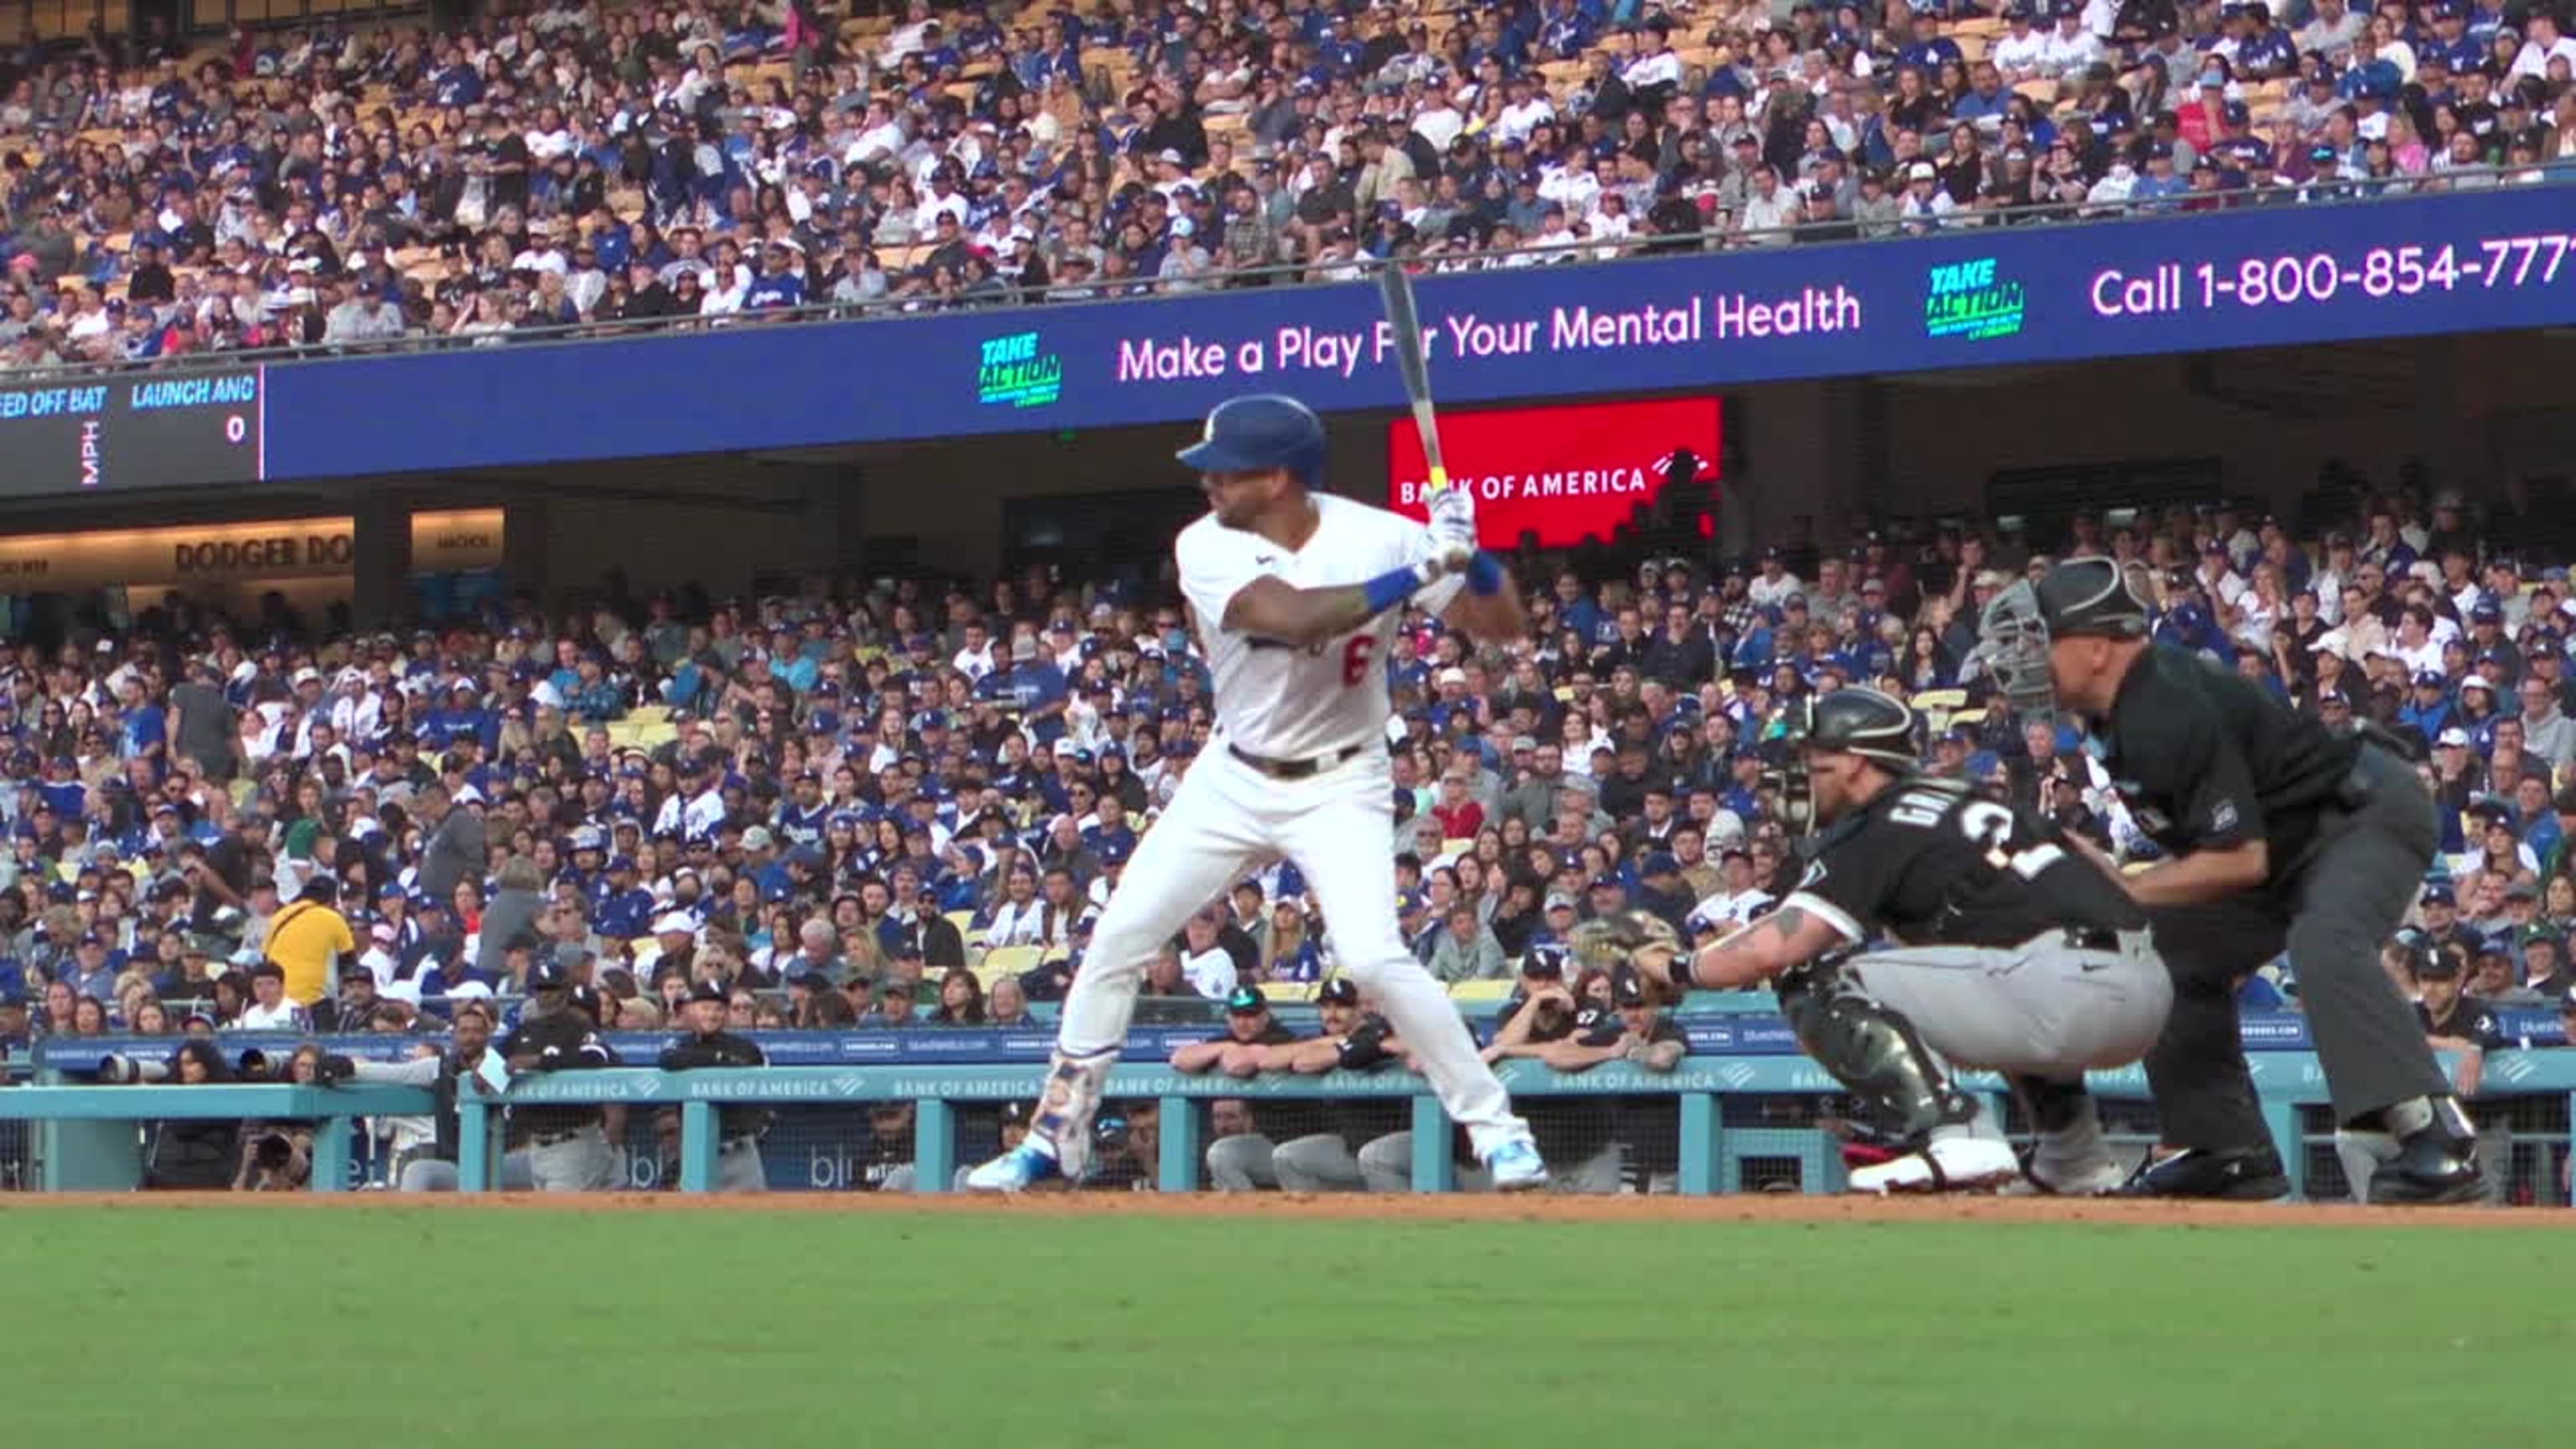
[2060,927,2124,952]
[1228,742,1371,780]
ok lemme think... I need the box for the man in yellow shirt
[264,880,357,1008]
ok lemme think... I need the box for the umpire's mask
[1976,579,2061,728]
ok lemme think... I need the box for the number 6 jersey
[1780,776,2148,948]
[1176,492,1466,761]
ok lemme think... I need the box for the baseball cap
[2421,883,2456,907]
[1317,978,1361,1006]
[686,979,728,1005]
[1641,852,1680,876]
[1544,892,1576,911]
[2414,944,2464,979]
[527,959,571,990]
[1612,969,1649,1007]
[1224,984,1267,1015]
[1522,944,1566,977]
[2437,727,2471,748]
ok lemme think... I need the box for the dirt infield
[8,1190,2558,1228]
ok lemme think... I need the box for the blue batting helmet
[1176,393,1327,483]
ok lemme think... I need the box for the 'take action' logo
[978,330,1063,408]
[1922,257,2028,343]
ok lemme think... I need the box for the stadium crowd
[1,482,2574,1049]
[0,0,2569,365]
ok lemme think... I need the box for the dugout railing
[2,1044,2567,1201]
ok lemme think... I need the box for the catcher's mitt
[1566,911,1685,1001]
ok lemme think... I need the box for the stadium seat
[1448,980,1515,1001]
[1259,982,1315,1003]
[980,945,1043,980]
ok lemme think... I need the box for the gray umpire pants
[1847,927,2171,1077]
[2142,745,2449,1150]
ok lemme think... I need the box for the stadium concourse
[0,0,2568,360]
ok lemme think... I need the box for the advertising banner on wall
[6,184,2542,487]
[1384,397,1721,548]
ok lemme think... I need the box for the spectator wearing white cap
[1896,161,1954,230]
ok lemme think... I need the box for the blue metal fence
[3,1042,2563,1200]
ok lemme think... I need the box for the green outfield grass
[8,1205,2564,1448]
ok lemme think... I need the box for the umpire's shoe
[2367,1124,2482,1206]
[2116,1145,2291,1201]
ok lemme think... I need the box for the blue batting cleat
[1483,1140,1549,1193]
[964,1142,1066,1193]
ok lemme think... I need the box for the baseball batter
[1620,688,2172,1193]
[968,393,1546,1192]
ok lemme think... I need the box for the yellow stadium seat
[1259,982,1315,1003]
[1448,979,1515,1001]
[1443,839,1475,857]
[980,945,1043,979]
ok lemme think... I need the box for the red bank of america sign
[1385,397,1722,549]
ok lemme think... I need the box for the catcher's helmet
[1176,394,1327,484]
[1800,687,1921,770]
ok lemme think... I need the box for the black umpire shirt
[660,1028,771,1140]
[1785,776,2145,948]
[2090,644,2361,894]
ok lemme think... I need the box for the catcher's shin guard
[1776,959,1976,1147]
[1031,1046,1119,1180]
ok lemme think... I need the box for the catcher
[1607,688,2173,1194]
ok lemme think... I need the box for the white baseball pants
[1057,740,1532,1157]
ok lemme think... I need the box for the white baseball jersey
[1176,493,1462,760]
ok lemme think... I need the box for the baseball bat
[1376,262,1473,570]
